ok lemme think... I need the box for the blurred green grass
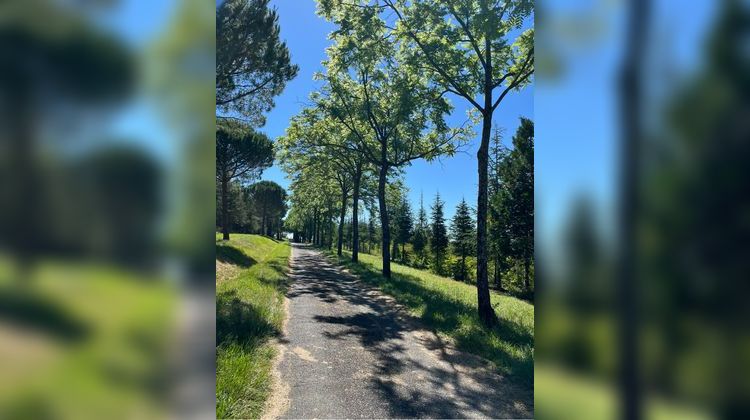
[215,234,290,419]
[325,250,534,389]
[0,256,175,419]
[535,363,711,420]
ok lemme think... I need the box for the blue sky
[106,0,716,244]
[259,0,533,221]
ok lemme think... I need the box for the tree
[249,181,287,237]
[430,193,449,276]
[1,0,135,278]
[315,1,470,277]
[216,0,298,126]
[279,110,370,259]
[378,0,534,327]
[451,198,476,282]
[216,119,273,240]
[488,126,510,289]
[412,192,430,268]
[394,195,414,262]
[506,118,534,294]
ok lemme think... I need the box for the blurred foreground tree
[0,0,134,277]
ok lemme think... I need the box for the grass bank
[216,234,290,419]
[0,257,174,419]
[324,250,534,388]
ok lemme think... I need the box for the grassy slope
[0,257,174,419]
[326,250,534,388]
[215,234,290,419]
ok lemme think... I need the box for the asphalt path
[273,244,533,419]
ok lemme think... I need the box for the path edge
[261,245,294,420]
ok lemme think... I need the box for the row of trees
[217,180,287,238]
[279,0,534,326]
[296,118,534,296]
[215,0,297,240]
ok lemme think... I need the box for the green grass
[324,250,534,388]
[535,363,711,420]
[0,256,175,419]
[216,234,290,419]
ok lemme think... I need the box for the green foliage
[430,192,449,275]
[216,118,274,183]
[248,181,288,237]
[216,234,291,419]
[488,118,534,294]
[411,193,430,268]
[216,0,299,126]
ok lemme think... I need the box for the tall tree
[394,195,414,262]
[216,0,298,126]
[430,193,449,276]
[216,119,273,240]
[412,192,430,268]
[279,110,369,259]
[506,118,534,293]
[1,0,135,277]
[378,0,534,327]
[315,1,470,277]
[451,198,476,282]
[488,126,510,289]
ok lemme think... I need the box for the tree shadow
[285,247,533,418]
[0,287,90,343]
[333,255,534,388]
[216,244,256,268]
[216,289,279,347]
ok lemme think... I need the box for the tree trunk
[378,164,391,278]
[221,176,230,241]
[337,191,348,257]
[477,111,497,327]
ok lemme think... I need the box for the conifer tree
[430,192,449,276]
[412,192,429,268]
[451,198,476,282]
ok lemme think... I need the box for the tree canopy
[216,0,299,126]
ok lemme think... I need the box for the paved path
[274,244,533,419]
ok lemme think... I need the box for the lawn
[326,250,534,388]
[215,234,290,419]
[0,256,175,419]
[535,363,710,420]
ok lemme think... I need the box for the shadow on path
[282,244,533,419]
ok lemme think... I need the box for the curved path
[273,244,533,419]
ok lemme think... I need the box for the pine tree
[430,192,449,276]
[488,126,510,289]
[395,196,414,263]
[450,199,476,282]
[506,118,534,294]
[412,192,429,268]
